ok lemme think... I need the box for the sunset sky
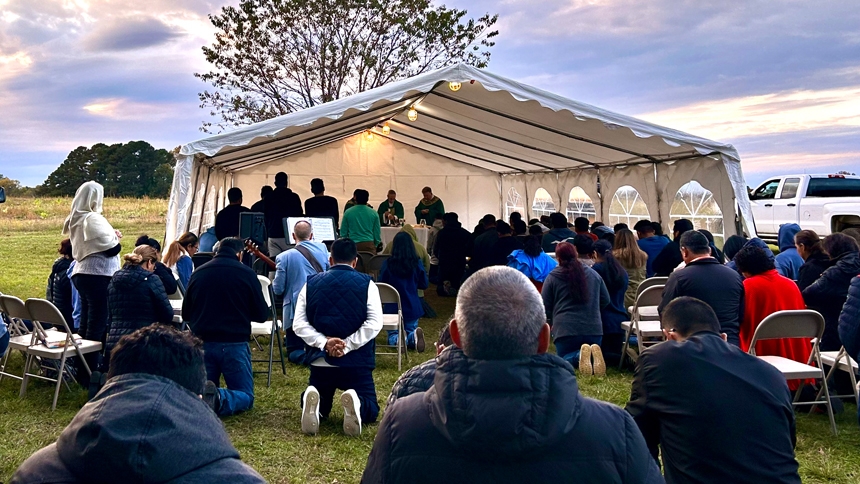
[1,0,858,187]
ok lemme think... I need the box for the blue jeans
[0,330,9,358]
[388,319,419,348]
[204,342,254,417]
[555,335,602,364]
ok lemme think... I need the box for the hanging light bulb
[407,106,418,121]
[448,81,461,92]
[364,130,374,141]
[382,122,390,135]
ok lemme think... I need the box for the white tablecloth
[382,225,430,249]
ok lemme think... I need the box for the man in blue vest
[293,238,383,436]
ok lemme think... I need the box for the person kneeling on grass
[10,325,265,484]
[294,238,383,436]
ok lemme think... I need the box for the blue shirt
[272,241,330,322]
[66,260,81,330]
[638,236,670,277]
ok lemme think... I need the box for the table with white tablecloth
[381,225,430,249]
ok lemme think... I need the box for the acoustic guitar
[244,239,276,270]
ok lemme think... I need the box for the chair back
[257,275,274,310]
[749,310,824,354]
[357,252,375,273]
[0,295,30,336]
[25,298,74,334]
[637,277,668,297]
[191,252,214,269]
[376,282,401,309]
[366,255,390,280]
[167,275,184,301]
[634,285,664,310]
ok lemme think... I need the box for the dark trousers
[71,274,111,383]
[306,366,379,423]
[204,342,254,416]
[555,335,602,364]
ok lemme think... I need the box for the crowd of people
[6,177,860,483]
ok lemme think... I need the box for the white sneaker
[301,386,320,435]
[341,389,362,436]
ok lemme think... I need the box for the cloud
[82,16,183,52]
[82,97,186,120]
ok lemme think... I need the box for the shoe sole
[301,389,320,435]
[591,344,606,377]
[341,392,362,437]
[415,328,426,353]
[579,344,593,376]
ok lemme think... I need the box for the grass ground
[1,197,858,483]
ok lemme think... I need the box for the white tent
[166,63,754,244]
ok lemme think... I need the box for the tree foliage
[0,174,34,197]
[196,0,498,132]
[40,141,175,198]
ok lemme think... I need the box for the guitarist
[271,220,330,364]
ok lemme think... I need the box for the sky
[0,0,858,188]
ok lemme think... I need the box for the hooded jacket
[62,181,119,262]
[838,275,860,361]
[507,249,557,283]
[106,265,175,355]
[10,373,265,484]
[802,250,860,351]
[362,348,663,484]
[796,249,832,291]
[774,224,804,280]
[727,238,774,274]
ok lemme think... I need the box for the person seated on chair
[340,189,381,254]
[161,232,199,290]
[47,238,75,328]
[183,237,269,417]
[133,235,179,296]
[362,266,662,484]
[293,238,383,436]
[626,297,801,484]
[386,322,454,405]
[272,220,330,364]
[10,324,266,483]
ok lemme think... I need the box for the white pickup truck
[749,174,860,241]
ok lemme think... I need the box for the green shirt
[341,205,381,244]
[414,197,444,224]
[377,200,405,224]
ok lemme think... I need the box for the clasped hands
[324,337,346,358]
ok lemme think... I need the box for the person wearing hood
[542,212,577,253]
[433,212,472,296]
[774,223,804,280]
[726,237,774,274]
[414,186,444,224]
[10,324,265,484]
[382,224,430,297]
[64,181,122,386]
[794,230,833,291]
[106,245,174,359]
[264,172,304,258]
[802,233,860,351]
[361,267,662,484]
[722,234,748,264]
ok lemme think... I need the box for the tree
[0,174,33,197]
[196,0,498,132]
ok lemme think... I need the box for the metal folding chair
[250,275,286,387]
[356,251,375,274]
[748,309,837,435]
[619,285,665,369]
[22,298,103,411]
[627,276,667,317]
[366,255,390,281]
[0,295,34,384]
[818,346,858,406]
[375,283,405,371]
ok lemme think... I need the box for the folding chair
[191,252,214,269]
[250,275,286,387]
[627,276,667,318]
[818,346,858,406]
[356,251,375,274]
[166,276,185,326]
[375,283,406,371]
[0,295,35,384]
[22,298,102,411]
[748,310,837,435]
[619,285,665,369]
[366,255,390,281]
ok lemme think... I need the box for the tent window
[505,187,525,220]
[609,185,650,227]
[188,183,206,233]
[670,180,724,246]
[532,188,555,218]
[202,186,217,230]
[566,186,596,223]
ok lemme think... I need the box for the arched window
[670,180,724,246]
[504,187,525,220]
[609,185,650,226]
[532,188,555,218]
[566,186,596,223]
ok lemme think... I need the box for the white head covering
[63,181,119,261]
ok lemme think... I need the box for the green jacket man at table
[378,190,405,225]
[341,189,382,253]
[414,186,444,225]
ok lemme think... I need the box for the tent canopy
[166,63,754,244]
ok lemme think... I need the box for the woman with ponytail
[541,241,610,376]
[162,232,199,289]
[106,245,174,359]
[592,240,629,367]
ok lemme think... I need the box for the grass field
[1,196,859,483]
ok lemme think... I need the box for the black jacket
[183,253,269,343]
[153,261,178,296]
[803,251,860,351]
[386,358,437,406]
[658,258,745,346]
[796,250,833,291]
[626,332,800,484]
[433,222,473,270]
[468,228,498,271]
[838,276,860,360]
[10,373,265,483]
[491,235,524,266]
[46,257,74,326]
[106,265,174,354]
[362,348,663,484]
[652,240,682,277]
[265,186,303,238]
[215,204,250,240]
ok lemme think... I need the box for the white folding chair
[748,310,837,435]
[818,347,859,406]
[250,275,286,387]
[166,275,185,326]
[619,285,665,369]
[627,276,667,318]
[375,283,405,371]
[22,298,103,411]
[0,295,35,384]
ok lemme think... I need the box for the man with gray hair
[361,266,662,484]
[272,220,330,364]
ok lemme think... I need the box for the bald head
[293,221,313,242]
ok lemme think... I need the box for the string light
[448,81,461,92]
[364,130,374,141]
[407,106,418,121]
[382,122,390,135]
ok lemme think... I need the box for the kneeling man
[294,238,383,436]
